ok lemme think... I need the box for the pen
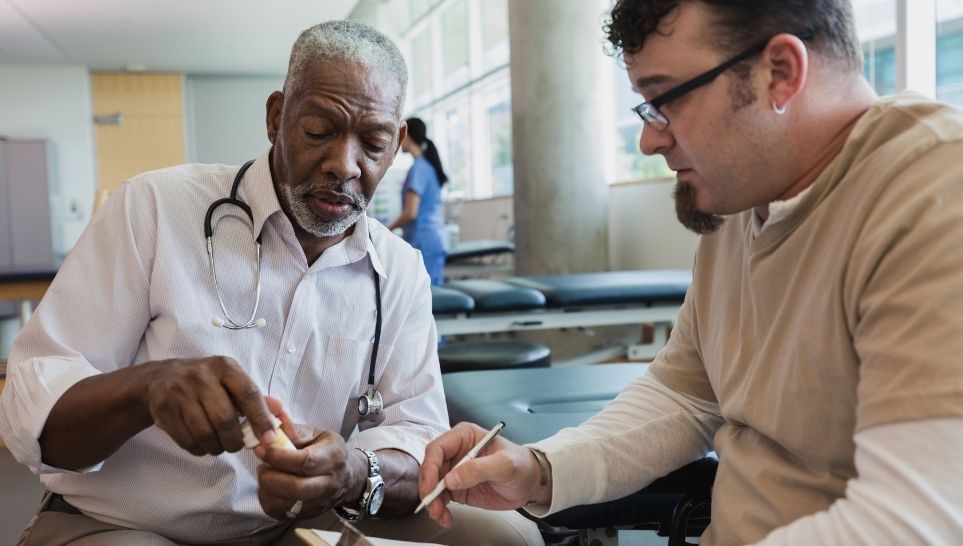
[414,421,506,514]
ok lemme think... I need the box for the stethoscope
[204,159,384,419]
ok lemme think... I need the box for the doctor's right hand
[141,356,277,456]
[418,422,551,527]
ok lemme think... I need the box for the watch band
[335,448,382,521]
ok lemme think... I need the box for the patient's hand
[419,422,548,527]
[254,419,368,521]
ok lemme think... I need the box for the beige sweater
[535,93,963,545]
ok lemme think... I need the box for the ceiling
[0,0,365,74]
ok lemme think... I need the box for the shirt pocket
[323,334,375,395]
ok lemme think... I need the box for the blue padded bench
[432,270,691,363]
[443,364,715,546]
[437,339,551,374]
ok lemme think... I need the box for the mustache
[293,182,367,209]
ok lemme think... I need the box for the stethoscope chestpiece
[358,385,384,419]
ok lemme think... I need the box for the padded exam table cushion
[438,340,551,373]
[446,239,515,263]
[430,286,475,315]
[442,363,647,444]
[443,279,545,312]
[506,269,691,307]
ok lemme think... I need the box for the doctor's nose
[323,138,363,182]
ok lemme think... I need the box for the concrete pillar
[508,0,611,275]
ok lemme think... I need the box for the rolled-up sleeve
[0,182,155,474]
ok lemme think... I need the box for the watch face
[368,482,385,515]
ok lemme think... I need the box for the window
[485,86,513,197]
[442,99,471,198]
[854,0,898,96]
[409,0,434,22]
[481,0,510,69]
[937,0,963,106]
[441,0,470,88]
[399,0,512,201]
[611,62,672,183]
[410,27,433,102]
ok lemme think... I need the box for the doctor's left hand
[254,409,369,520]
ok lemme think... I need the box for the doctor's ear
[266,90,284,145]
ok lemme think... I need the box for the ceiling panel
[0,0,364,74]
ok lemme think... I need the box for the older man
[419,2,963,545]
[0,20,541,546]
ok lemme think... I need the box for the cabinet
[0,139,56,318]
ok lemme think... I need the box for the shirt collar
[751,184,815,238]
[235,148,281,240]
[236,147,387,278]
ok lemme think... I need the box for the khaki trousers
[16,494,544,546]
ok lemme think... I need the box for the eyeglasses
[631,31,814,130]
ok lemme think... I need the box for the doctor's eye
[305,129,334,140]
[363,141,387,153]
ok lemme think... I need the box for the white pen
[414,421,506,514]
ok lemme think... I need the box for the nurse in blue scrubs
[388,117,449,285]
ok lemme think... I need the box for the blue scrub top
[401,157,448,281]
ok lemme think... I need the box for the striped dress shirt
[0,149,448,542]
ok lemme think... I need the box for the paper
[295,528,442,546]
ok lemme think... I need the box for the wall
[456,181,698,270]
[608,179,699,270]
[0,65,96,255]
[184,75,284,165]
[454,195,513,243]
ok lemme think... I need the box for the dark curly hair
[604,0,861,72]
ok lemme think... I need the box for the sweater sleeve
[749,418,963,545]
[525,371,722,516]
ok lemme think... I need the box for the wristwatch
[336,448,385,521]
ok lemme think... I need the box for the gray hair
[283,20,408,114]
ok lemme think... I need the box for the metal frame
[434,303,680,363]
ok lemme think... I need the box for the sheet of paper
[295,528,442,546]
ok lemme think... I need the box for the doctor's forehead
[289,60,405,116]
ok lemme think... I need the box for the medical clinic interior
[2,1,963,545]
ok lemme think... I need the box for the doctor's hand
[141,355,276,456]
[419,422,550,528]
[254,415,369,521]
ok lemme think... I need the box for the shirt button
[287,345,295,354]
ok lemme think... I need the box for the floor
[0,448,44,546]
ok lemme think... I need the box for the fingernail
[254,446,266,459]
[263,429,277,445]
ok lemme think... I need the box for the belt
[44,493,83,515]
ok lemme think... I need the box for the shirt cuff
[522,437,608,517]
[0,356,103,475]
[349,423,442,465]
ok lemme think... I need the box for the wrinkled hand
[255,407,366,521]
[418,422,543,527]
[142,356,276,456]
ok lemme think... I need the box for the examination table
[432,269,691,365]
[442,364,715,546]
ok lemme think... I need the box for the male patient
[419,1,963,545]
[0,20,541,546]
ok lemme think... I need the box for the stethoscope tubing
[205,159,383,418]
